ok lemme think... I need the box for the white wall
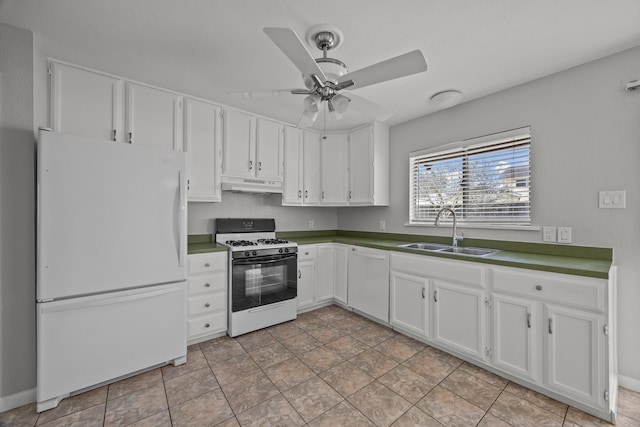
[0,22,37,411]
[188,192,338,235]
[338,46,640,387]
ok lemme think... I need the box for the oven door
[231,252,297,312]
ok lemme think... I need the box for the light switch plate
[543,226,556,242]
[379,220,386,231]
[558,227,572,244]
[599,191,626,208]
[308,220,314,229]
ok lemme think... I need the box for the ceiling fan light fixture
[430,90,463,109]
[328,110,344,121]
[303,94,321,113]
[332,94,350,113]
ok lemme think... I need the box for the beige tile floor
[2,304,640,427]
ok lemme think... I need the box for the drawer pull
[535,285,542,291]
[205,263,211,267]
[434,290,438,302]
[205,323,210,328]
[527,312,531,328]
[421,287,425,299]
[205,303,211,308]
[204,283,211,288]
[298,270,301,279]
[548,318,553,334]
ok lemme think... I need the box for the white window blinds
[409,127,531,225]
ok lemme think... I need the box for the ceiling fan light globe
[303,94,320,113]
[328,110,344,121]
[332,94,350,113]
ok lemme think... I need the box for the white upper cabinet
[282,126,303,205]
[222,109,254,178]
[321,133,349,205]
[302,130,321,205]
[222,110,284,181]
[184,98,222,202]
[255,118,284,181]
[50,62,124,142]
[125,82,183,151]
[349,122,389,206]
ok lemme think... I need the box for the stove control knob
[284,248,289,253]
[279,248,283,254]
[252,251,257,256]
[245,251,250,257]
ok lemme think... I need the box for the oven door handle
[233,254,297,265]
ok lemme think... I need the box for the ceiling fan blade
[337,50,427,90]
[263,27,327,82]
[228,89,304,99]
[343,92,395,121]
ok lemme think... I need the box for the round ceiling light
[430,90,463,109]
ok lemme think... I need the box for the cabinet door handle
[205,303,211,308]
[548,318,553,334]
[128,132,133,144]
[204,263,211,267]
[349,190,352,199]
[248,160,253,171]
[204,323,210,328]
[535,285,543,291]
[304,190,308,199]
[298,190,302,199]
[322,191,325,199]
[204,283,211,288]
[421,287,425,299]
[298,270,301,279]
[112,129,117,141]
[527,312,531,328]
[434,290,438,302]
[258,161,262,171]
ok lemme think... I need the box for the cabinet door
[50,62,124,142]
[349,125,373,205]
[297,260,315,310]
[302,130,321,204]
[492,293,538,382]
[222,109,255,178]
[125,82,182,150]
[432,280,486,361]
[390,271,429,337]
[255,118,283,181]
[545,304,604,408]
[347,247,390,322]
[283,126,303,205]
[321,133,349,205]
[184,98,221,202]
[333,245,349,305]
[316,245,335,303]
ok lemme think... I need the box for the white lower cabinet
[297,244,335,311]
[333,244,349,306]
[390,271,429,337]
[347,246,390,322]
[186,252,227,344]
[297,246,316,310]
[315,244,335,304]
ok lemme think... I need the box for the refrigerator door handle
[178,170,186,267]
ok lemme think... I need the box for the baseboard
[0,388,36,413]
[618,375,640,393]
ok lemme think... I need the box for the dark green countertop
[188,230,613,279]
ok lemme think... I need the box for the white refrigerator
[36,130,187,412]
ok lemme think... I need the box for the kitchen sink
[398,242,500,257]
[398,242,451,251]
[439,247,500,257]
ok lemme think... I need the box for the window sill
[404,222,541,232]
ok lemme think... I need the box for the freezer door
[37,131,187,300]
[36,283,186,411]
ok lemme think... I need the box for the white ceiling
[1,0,640,131]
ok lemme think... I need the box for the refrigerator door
[37,131,187,300]
[36,282,186,411]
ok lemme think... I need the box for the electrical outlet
[308,220,314,229]
[543,226,556,242]
[558,227,572,244]
[379,220,386,231]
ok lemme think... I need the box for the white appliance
[215,218,297,337]
[36,130,187,412]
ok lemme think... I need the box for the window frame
[408,126,532,228]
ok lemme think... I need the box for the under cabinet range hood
[221,176,283,194]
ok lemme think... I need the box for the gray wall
[0,22,36,410]
[188,192,338,234]
[338,46,640,387]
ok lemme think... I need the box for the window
[409,127,531,226]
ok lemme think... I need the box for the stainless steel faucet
[434,207,464,247]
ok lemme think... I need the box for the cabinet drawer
[188,273,226,296]
[491,267,605,312]
[187,312,226,338]
[188,293,225,316]
[188,252,226,275]
[298,245,316,261]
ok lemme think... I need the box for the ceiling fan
[239,25,428,127]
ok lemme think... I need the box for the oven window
[231,254,297,312]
